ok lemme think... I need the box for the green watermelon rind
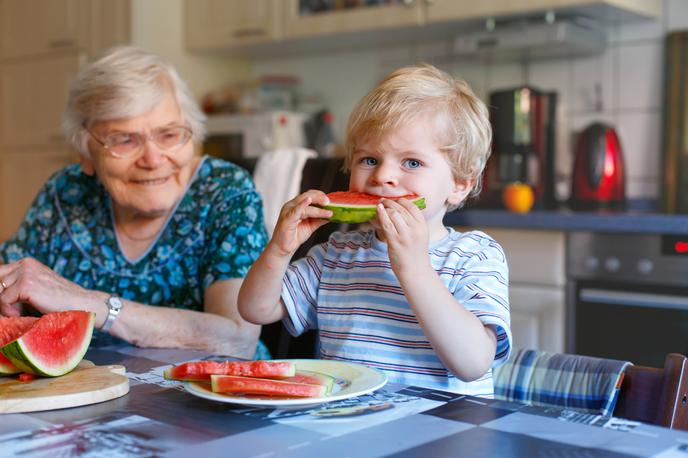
[0,354,20,376]
[1,312,95,377]
[320,197,426,223]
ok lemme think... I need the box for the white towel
[253,147,318,236]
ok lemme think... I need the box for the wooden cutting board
[0,360,129,414]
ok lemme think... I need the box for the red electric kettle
[570,122,626,210]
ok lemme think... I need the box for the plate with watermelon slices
[180,359,387,409]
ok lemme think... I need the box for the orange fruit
[502,182,535,214]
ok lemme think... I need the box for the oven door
[572,279,688,367]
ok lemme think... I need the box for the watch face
[109,296,123,311]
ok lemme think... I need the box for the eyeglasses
[86,125,192,158]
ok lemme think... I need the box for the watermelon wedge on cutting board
[0,317,38,375]
[1,311,95,377]
[318,191,426,223]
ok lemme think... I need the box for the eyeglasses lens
[105,126,191,157]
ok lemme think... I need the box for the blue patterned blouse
[0,156,270,358]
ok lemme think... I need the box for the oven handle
[580,288,688,311]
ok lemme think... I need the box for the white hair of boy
[63,46,206,157]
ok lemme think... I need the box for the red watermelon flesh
[210,374,326,398]
[0,317,38,375]
[283,370,335,395]
[0,311,94,377]
[320,191,426,223]
[326,191,423,207]
[163,360,296,381]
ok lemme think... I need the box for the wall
[250,0,688,202]
[130,0,250,98]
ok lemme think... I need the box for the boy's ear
[80,154,95,176]
[447,178,472,206]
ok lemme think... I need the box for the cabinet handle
[232,29,266,38]
[48,39,75,49]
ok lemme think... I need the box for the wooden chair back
[614,353,688,430]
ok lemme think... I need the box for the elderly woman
[0,46,269,359]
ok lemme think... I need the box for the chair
[495,349,688,430]
[614,353,688,430]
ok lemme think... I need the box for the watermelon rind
[1,312,95,377]
[320,196,426,224]
[0,353,20,376]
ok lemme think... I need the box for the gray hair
[63,46,206,157]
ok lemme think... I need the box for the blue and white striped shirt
[281,227,512,396]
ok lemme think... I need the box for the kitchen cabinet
[0,0,130,59]
[0,0,130,241]
[482,228,566,353]
[284,0,661,39]
[0,53,84,147]
[185,0,660,53]
[0,149,77,241]
[186,0,283,50]
[0,0,89,59]
[283,0,424,39]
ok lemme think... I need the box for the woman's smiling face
[82,89,198,220]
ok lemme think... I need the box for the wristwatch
[100,294,123,333]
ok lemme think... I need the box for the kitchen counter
[445,208,688,235]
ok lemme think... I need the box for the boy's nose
[371,164,398,186]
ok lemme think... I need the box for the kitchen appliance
[454,16,606,62]
[567,232,688,367]
[570,122,626,210]
[662,31,688,214]
[203,111,307,160]
[480,86,557,209]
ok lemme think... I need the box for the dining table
[1,344,688,458]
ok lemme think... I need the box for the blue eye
[404,159,422,169]
[361,157,378,166]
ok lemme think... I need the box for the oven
[567,232,688,367]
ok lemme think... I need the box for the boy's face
[348,114,471,235]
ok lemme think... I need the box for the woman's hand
[270,190,332,257]
[0,257,93,317]
[376,198,430,276]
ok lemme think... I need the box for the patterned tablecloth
[1,346,687,457]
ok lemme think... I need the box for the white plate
[183,359,387,409]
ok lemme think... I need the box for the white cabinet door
[488,228,566,287]
[510,284,565,353]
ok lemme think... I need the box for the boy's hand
[270,190,333,257]
[376,198,429,275]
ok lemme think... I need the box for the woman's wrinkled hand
[376,197,429,275]
[0,257,90,317]
[270,190,332,257]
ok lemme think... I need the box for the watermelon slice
[282,370,335,395]
[163,360,296,382]
[210,374,326,398]
[0,311,94,377]
[319,191,426,223]
[0,316,38,375]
